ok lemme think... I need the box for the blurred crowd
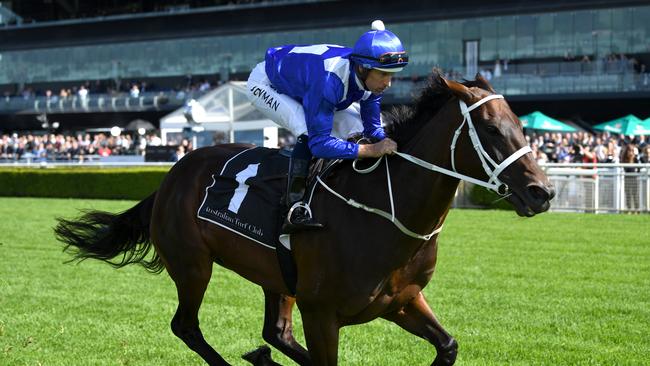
[4,75,218,102]
[0,132,193,162]
[528,131,649,165]
[2,129,649,166]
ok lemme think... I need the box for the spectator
[175,145,186,161]
[130,84,141,98]
[78,85,89,108]
[494,59,502,78]
[35,142,47,162]
[199,79,211,92]
[531,143,548,164]
[606,140,620,163]
[68,140,83,162]
[97,143,112,157]
[148,133,162,146]
[557,138,571,163]
[45,89,58,104]
[593,137,608,162]
[640,145,650,163]
[580,145,597,165]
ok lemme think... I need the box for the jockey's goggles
[352,51,409,67]
[376,51,409,65]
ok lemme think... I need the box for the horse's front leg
[382,292,458,366]
[299,306,340,366]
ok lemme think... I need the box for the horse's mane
[384,69,491,146]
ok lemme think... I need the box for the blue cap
[351,20,408,72]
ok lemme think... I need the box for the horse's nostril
[528,185,550,202]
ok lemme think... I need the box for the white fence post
[594,174,599,213]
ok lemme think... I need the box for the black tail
[54,192,163,274]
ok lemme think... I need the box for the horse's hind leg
[168,254,230,365]
[382,292,457,366]
[260,290,310,365]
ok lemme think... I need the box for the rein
[313,94,532,241]
[316,157,443,241]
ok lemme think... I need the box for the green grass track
[0,197,648,365]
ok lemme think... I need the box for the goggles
[353,51,409,66]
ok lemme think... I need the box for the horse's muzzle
[524,183,554,215]
[507,183,554,217]
[529,183,554,202]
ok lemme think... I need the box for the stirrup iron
[286,202,313,225]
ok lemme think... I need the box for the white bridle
[449,94,532,194]
[313,94,532,240]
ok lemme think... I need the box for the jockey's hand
[358,138,398,158]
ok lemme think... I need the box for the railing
[4,60,649,112]
[0,90,210,114]
[454,163,650,213]
[1,159,647,213]
[540,163,650,213]
[0,155,173,168]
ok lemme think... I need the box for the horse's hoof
[432,338,458,366]
[242,345,282,366]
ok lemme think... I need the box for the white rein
[314,94,532,241]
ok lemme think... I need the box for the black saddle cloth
[197,147,289,248]
[197,146,345,295]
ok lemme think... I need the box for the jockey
[246,20,408,233]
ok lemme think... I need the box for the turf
[0,197,648,365]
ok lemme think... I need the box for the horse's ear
[442,78,473,103]
[474,73,496,93]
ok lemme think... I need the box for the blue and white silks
[246,44,386,159]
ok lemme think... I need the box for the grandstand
[1,0,649,128]
[0,0,649,212]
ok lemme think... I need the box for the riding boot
[282,134,323,234]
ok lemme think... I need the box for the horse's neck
[314,101,463,267]
[391,100,462,227]
[335,101,464,273]
[402,98,459,162]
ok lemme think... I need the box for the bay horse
[55,72,553,366]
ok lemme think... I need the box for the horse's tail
[54,192,163,274]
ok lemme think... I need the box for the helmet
[351,20,409,72]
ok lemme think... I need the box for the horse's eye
[486,125,500,135]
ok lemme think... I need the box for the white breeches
[246,62,364,139]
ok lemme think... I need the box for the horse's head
[441,74,554,216]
